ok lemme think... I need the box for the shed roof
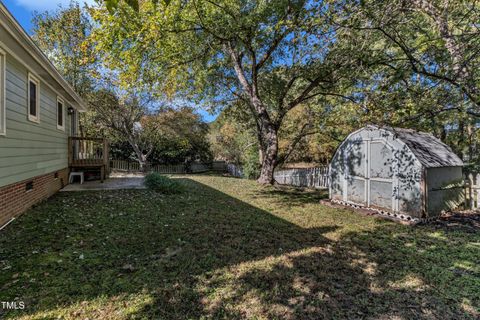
[378,126,463,168]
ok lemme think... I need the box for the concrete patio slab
[61,176,146,191]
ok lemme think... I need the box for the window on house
[57,97,64,130]
[0,48,5,135]
[28,73,40,123]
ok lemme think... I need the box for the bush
[144,173,184,194]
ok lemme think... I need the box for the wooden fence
[111,159,140,171]
[274,167,329,189]
[212,161,228,172]
[110,160,218,174]
[110,159,329,189]
[190,163,210,173]
[464,173,480,210]
[111,160,185,174]
[109,158,480,206]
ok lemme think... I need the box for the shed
[329,125,464,218]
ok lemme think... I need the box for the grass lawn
[0,175,479,319]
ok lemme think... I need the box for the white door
[345,139,395,211]
[368,140,394,210]
[344,141,367,205]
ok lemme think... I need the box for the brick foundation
[0,168,69,228]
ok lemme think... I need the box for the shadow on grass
[251,185,329,207]
[200,220,479,319]
[0,177,478,319]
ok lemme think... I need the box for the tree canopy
[93,0,365,183]
[33,0,480,180]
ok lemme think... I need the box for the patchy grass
[0,175,478,319]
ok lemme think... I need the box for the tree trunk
[257,126,278,184]
[224,42,280,184]
[137,154,148,172]
[440,125,447,142]
[129,139,148,172]
[258,147,264,166]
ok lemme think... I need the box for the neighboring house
[0,3,87,228]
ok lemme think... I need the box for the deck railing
[68,137,109,177]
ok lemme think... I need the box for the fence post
[469,173,474,210]
[476,174,480,210]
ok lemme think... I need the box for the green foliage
[147,107,212,164]
[242,147,261,180]
[336,0,480,159]
[42,0,480,174]
[91,0,364,183]
[32,3,96,97]
[144,173,184,193]
[31,3,103,138]
[209,104,257,164]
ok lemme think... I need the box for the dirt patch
[430,211,480,232]
[319,199,416,225]
[321,199,480,230]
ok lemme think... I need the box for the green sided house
[0,3,90,228]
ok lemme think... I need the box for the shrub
[144,173,184,194]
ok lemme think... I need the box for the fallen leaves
[0,175,478,319]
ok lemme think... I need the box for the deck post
[103,138,109,176]
[68,136,109,183]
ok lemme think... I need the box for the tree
[209,103,261,178]
[32,2,99,136]
[336,0,480,159]
[88,86,158,170]
[146,106,212,164]
[32,2,168,167]
[93,0,359,184]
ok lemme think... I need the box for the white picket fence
[274,167,329,189]
[464,173,480,210]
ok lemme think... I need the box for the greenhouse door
[345,140,395,211]
[367,140,394,210]
[344,141,367,205]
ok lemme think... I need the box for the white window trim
[0,47,5,136]
[27,72,40,123]
[56,96,65,131]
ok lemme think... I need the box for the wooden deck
[68,137,109,182]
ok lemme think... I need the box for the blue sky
[2,0,96,32]
[2,0,218,122]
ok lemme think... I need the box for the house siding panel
[0,54,71,188]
